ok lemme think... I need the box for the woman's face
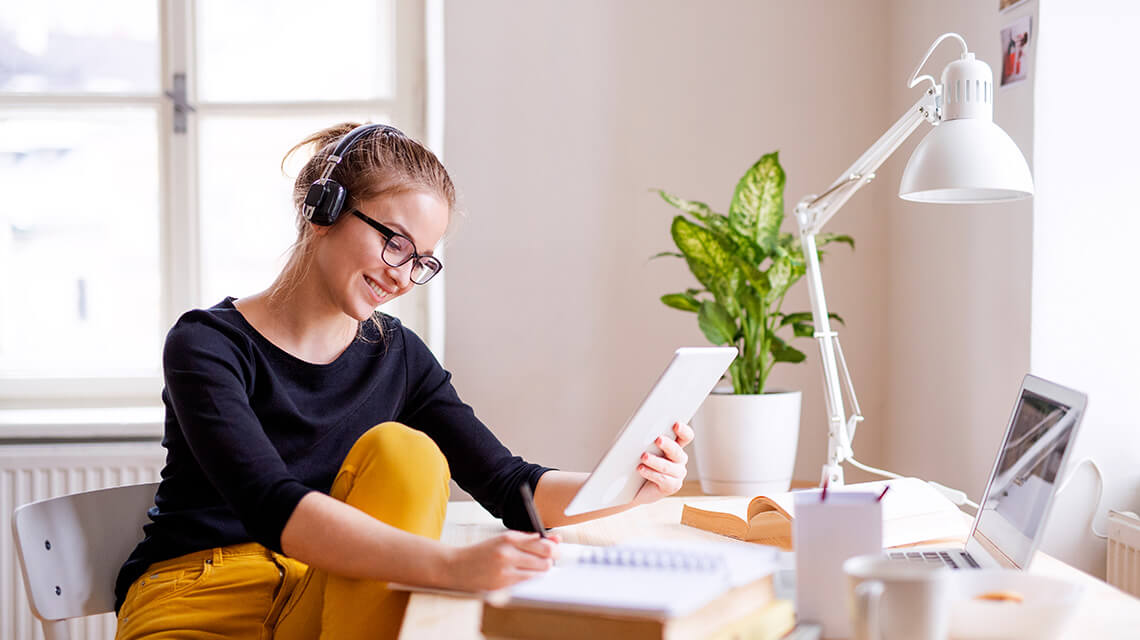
[314,189,450,321]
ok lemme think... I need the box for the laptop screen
[973,388,1079,567]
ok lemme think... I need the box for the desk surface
[398,495,1140,640]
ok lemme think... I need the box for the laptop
[889,374,1087,570]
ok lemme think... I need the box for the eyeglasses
[351,210,443,284]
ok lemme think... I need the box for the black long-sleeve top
[114,297,552,610]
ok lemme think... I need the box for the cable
[844,456,980,510]
[1057,457,1107,539]
[927,481,980,511]
[844,456,901,480]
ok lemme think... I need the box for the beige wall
[440,0,1128,580]
[442,0,890,489]
[880,1,1035,501]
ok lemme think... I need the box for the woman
[113,122,693,640]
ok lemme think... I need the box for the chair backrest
[11,482,158,624]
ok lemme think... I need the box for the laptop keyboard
[887,550,981,570]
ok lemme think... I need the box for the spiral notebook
[502,539,778,619]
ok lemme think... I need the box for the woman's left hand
[632,422,694,505]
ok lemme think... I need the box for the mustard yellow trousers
[115,422,451,640]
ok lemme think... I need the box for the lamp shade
[899,51,1033,203]
[899,118,1034,203]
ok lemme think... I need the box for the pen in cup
[876,485,890,502]
[519,483,547,538]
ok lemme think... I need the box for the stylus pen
[519,483,547,538]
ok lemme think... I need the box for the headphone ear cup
[304,180,348,226]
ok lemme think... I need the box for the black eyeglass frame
[350,210,443,284]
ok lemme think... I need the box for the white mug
[843,554,951,640]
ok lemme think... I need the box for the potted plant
[654,151,852,494]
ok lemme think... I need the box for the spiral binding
[572,545,726,572]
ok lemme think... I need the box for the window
[0,0,437,407]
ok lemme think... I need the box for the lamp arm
[799,91,939,234]
[794,91,940,487]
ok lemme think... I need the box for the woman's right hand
[445,531,560,592]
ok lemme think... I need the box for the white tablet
[563,347,737,516]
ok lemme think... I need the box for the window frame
[0,0,440,408]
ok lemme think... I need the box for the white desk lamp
[794,33,1034,487]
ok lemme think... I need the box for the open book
[481,539,788,640]
[681,477,970,550]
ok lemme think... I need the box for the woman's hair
[271,122,456,330]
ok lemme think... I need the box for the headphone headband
[303,123,406,225]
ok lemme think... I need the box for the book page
[682,497,751,518]
[754,478,959,521]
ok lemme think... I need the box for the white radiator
[1106,509,1140,598]
[2,442,165,640]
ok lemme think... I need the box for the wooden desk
[398,496,1140,639]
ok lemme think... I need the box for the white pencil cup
[793,491,883,639]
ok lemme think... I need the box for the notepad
[503,539,778,619]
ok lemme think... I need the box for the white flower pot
[692,390,802,495]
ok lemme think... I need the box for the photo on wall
[1000,15,1033,86]
[999,0,1031,12]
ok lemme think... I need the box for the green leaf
[658,190,714,221]
[818,233,855,250]
[780,311,844,331]
[766,256,794,302]
[649,251,683,260]
[792,322,814,337]
[734,256,768,295]
[670,216,741,310]
[660,292,701,312]
[728,151,786,246]
[771,342,807,364]
[704,215,764,266]
[778,311,813,326]
[697,300,737,345]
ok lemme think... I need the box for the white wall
[443,0,891,490]
[1031,0,1140,577]
[881,1,1035,505]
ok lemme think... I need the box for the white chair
[12,482,159,640]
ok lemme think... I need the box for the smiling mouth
[364,274,389,301]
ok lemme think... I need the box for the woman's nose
[388,266,412,289]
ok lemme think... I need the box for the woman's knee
[339,422,450,497]
[357,421,447,470]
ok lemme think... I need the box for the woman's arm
[280,491,559,592]
[534,422,694,528]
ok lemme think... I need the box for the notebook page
[507,563,727,618]
[507,539,777,618]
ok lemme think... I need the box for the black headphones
[302,123,405,226]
